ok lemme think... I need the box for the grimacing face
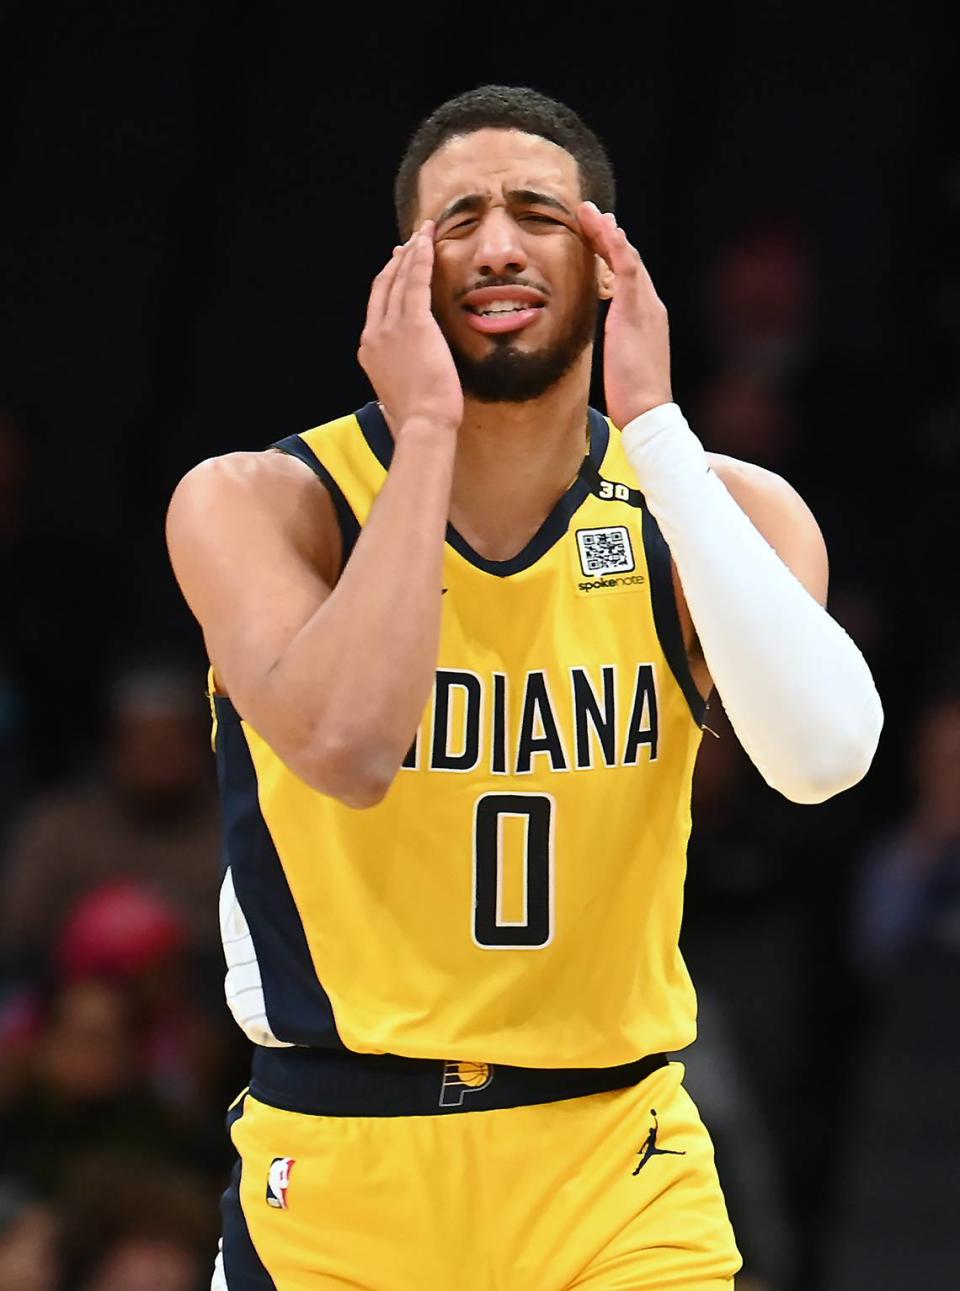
[415,128,612,403]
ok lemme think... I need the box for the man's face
[416,129,602,403]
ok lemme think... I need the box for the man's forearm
[622,403,883,804]
[268,417,455,804]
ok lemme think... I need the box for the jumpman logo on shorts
[632,1108,686,1175]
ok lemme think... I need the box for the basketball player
[166,87,883,1290]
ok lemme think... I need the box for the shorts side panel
[218,1158,279,1290]
[559,1063,742,1290]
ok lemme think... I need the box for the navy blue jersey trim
[355,400,394,469]
[639,507,708,726]
[272,433,360,568]
[250,1045,668,1117]
[578,453,645,508]
[220,1154,279,1289]
[355,401,610,576]
[214,695,348,1049]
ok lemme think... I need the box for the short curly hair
[393,85,616,239]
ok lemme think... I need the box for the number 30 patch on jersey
[576,526,635,577]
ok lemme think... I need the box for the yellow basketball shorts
[212,1047,741,1290]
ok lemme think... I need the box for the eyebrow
[435,188,574,228]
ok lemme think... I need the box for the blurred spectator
[0,1180,59,1291]
[55,879,234,1123]
[853,691,960,980]
[80,1238,201,1291]
[59,1158,218,1291]
[0,977,199,1196]
[56,879,188,981]
[0,984,42,1110]
[0,663,221,972]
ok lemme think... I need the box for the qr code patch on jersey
[576,526,635,577]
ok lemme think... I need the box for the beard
[441,281,600,404]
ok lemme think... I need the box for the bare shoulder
[165,447,343,706]
[166,448,340,585]
[167,449,326,532]
[705,452,828,603]
[706,451,811,513]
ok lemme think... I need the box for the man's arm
[675,454,830,698]
[629,404,882,804]
[167,426,453,808]
[576,201,882,804]
[167,222,464,809]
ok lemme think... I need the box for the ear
[595,255,615,300]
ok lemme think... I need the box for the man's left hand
[577,201,672,429]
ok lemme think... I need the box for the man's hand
[577,201,672,429]
[358,221,464,433]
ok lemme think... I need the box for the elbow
[775,766,862,806]
[236,685,400,807]
[774,717,882,805]
[298,730,397,809]
[770,758,866,805]
[771,702,884,806]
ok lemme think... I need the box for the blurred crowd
[0,661,243,1291]
[1,10,957,1288]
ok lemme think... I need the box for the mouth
[464,305,544,334]
[460,285,547,335]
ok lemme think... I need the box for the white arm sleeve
[622,402,883,804]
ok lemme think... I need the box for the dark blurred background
[0,2,957,1289]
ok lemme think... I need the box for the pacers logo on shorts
[439,1060,494,1108]
[266,1156,295,1209]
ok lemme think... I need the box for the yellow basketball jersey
[213,401,708,1069]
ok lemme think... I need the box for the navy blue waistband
[249,1046,668,1117]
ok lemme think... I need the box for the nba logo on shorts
[439,1060,494,1107]
[266,1156,295,1209]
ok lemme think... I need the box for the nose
[471,207,527,278]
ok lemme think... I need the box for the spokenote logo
[266,1157,295,1209]
[578,574,646,593]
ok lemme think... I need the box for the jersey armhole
[272,434,360,573]
[640,506,709,727]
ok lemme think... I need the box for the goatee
[445,290,599,404]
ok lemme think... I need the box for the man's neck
[449,353,593,562]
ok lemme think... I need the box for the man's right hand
[357,221,463,434]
